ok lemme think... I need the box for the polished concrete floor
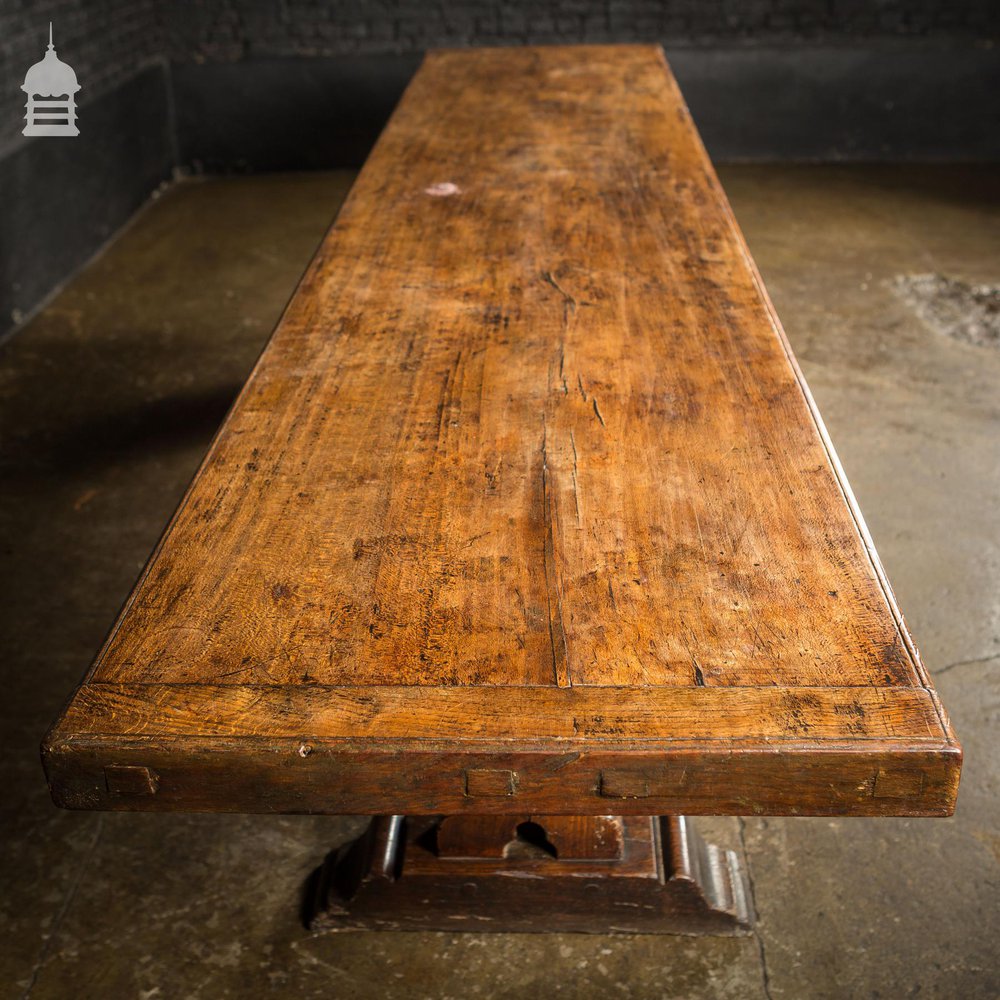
[1,166,997,999]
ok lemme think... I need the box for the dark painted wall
[158,0,998,171]
[159,0,995,61]
[0,65,174,331]
[162,0,998,171]
[1,2,174,338]
[171,45,1000,173]
[4,0,996,159]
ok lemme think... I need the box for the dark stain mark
[483,304,505,328]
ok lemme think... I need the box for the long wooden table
[43,45,961,935]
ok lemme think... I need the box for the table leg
[307,814,751,934]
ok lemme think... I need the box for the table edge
[43,682,961,817]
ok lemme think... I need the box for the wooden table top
[44,45,960,818]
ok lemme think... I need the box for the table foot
[307,814,751,935]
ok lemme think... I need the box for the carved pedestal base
[308,815,751,935]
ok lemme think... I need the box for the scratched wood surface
[44,45,961,817]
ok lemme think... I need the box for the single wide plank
[54,684,948,743]
[45,45,960,817]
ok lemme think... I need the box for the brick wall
[160,0,996,63]
[1,0,162,149]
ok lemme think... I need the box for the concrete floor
[1,166,997,999]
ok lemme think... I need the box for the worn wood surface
[43,44,960,817]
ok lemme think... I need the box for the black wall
[170,45,1000,173]
[158,0,995,61]
[160,0,998,168]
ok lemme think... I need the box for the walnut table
[42,45,962,935]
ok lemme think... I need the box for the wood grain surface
[44,45,961,817]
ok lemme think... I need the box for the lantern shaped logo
[22,24,80,137]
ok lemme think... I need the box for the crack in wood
[592,397,606,427]
[569,429,582,528]
[540,415,571,687]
